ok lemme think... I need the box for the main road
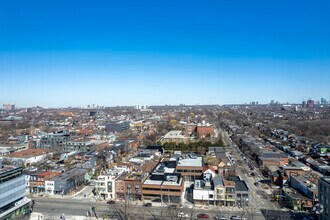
[32,197,267,220]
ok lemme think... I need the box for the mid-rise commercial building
[176,154,203,182]
[105,121,130,133]
[39,132,70,149]
[142,159,184,204]
[0,162,31,220]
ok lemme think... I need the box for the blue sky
[0,0,329,107]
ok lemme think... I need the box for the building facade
[318,177,330,220]
[0,164,31,220]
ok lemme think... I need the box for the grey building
[63,140,95,152]
[105,121,130,133]
[0,163,31,220]
[52,168,86,195]
[228,176,250,207]
[318,177,330,220]
[39,132,70,149]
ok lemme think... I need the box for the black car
[143,203,152,207]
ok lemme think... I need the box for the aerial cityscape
[1,1,330,220]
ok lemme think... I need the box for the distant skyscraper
[302,101,307,108]
[321,98,327,105]
[2,104,15,111]
[307,99,314,108]
[271,100,274,105]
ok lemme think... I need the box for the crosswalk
[39,214,62,220]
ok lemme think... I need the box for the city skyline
[1,0,330,107]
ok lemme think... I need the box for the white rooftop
[177,156,203,167]
[164,130,185,139]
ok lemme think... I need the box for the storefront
[0,198,31,220]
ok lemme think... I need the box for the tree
[64,157,73,170]
[204,156,220,166]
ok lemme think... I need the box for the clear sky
[0,0,329,107]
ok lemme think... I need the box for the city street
[32,197,267,220]
[221,129,280,212]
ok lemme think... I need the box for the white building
[45,180,55,195]
[193,180,214,205]
[95,166,127,200]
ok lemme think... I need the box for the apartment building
[196,122,214,139]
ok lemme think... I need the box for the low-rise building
[193,179,214,205]
[142,160,184,204]
[290,174,318,200]
[228,176,250,207]
[29,171,60,194]
[95,166,127,200]
[223,180,236,206]
[160,130,188,144]
[258,151,289,168]
[115,171,148,202]
[176,155,203,182]
[45,168,87,195]
[1,149,49,166]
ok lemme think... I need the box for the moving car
[107,200,115,204]
[197,213,210,219]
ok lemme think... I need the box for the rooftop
[320,177,330,185]
[4,148,47,158]
[163,130,186,139]
[177,156,203,167]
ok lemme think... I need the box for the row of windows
[176,169,202,173]
[142,188,181,192]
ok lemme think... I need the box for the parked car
[178,212,189,218]
[230,216,245,220]
[197,213,210,219]
[107,200,115,204]
[254,182,259,186]
[143,203,152,207]
[215,215,227,220]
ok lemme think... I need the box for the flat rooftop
[177,156,203,167]
[163,130,185,139]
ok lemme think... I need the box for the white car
[178,212,189,218]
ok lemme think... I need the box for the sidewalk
[30,212,95,220]
[29,186,90,200]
